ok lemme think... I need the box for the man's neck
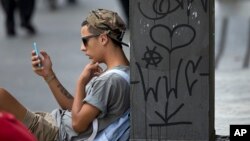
[105,47,129,70]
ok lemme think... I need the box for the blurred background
[0,0,249,138]
[215,0,250,136]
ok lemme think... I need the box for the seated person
[0,8,130,141]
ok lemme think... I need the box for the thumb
[94,62,99,67]
[89,61,99,68]
[93,62,100,69]
[40,50,49,59]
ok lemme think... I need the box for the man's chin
[89,58,96,62]
[86,55,92,59]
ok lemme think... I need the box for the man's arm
[44,71,74,110]
[71,62,102,133]
[71,81,100,133]
[31,50,73,110]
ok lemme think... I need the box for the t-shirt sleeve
[83,79,112,118]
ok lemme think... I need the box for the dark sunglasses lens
[82,38,87,46]
[81,35,99,46]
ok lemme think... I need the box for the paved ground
[0,0,249,139]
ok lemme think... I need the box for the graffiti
[150,102,192,127]
[135,56,207,127]
[201,0,208,12]
[135,59,182,102]
[131,0,210,139]
[185,56,202,96]
[150,24,196,53]
[135,62,162,102]
[138,0,208,20]
[142,46,163,68]
[138,0,183,20]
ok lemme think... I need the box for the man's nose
[80,43,86,51]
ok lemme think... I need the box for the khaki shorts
[22,110,59,141]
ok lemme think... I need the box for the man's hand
[78,61,103,86]
[31,50,53,77]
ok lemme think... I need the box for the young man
[0,9,130,141]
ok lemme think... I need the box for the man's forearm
[44,72,74,110]
[72,82,86,114]
[71,81,87,132]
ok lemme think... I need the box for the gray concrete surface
[0,0,249,139]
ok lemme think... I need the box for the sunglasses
[81,34,100,46]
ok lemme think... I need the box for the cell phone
[33,42,42,67]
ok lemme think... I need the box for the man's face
[80,25,103,63]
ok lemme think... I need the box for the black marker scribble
[150,102,192,127]
[138,0,169,20]
[185,56,202,96]
[150,24,196,53]
[199,73,209,76]
[138,0,207,21]
[200,0,208,12]
[135,58,183,102]
[132,0,210,136]
[163,58,183,99]
[136,62,161,102]
[138,0,185,20]
[142,46,163,68]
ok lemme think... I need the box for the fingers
[96,65,103,73]
[31,50,42,69]
[93,62,99,68]
[87,61,99,69]
[31,59,41,67]
[93,63,103,76]
[84,62,102,76]
[31,54,38,61]
[31,50,48,59]
[40,50,48,58]
[97,65,103,72]
[31,59,43,71]
[91,60,97,64]
[91,62,100,70]
[31,50,41,61]
[32,66,43,71]
[31,53,40,63]
[31,50,36,56]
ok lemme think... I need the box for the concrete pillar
[130,0,215,140]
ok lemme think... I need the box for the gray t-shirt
[52,65,130,141]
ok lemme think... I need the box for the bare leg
[0,88,27,121]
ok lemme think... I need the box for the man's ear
[99,34,108,46]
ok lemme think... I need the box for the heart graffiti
[150,24,196,53]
